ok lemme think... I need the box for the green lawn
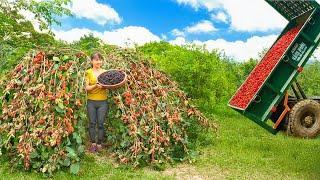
[195,112,320,179]
[1,109,319,179]
[0,153,172,180]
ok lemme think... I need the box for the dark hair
[90,52,103,61]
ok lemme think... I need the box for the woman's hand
[86,82,103,92]
[97,83,109,89]
[96,83,103,89]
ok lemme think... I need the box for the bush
[138,42,239,111]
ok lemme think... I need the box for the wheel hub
[302,115,315,128]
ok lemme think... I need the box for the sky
[42,0,320,61]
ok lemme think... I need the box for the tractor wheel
[287,99,320,138]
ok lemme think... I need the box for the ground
[1,111,319,180]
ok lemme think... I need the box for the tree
[1,0,71,31]
[72,33,103,52]
[0,0,72,74]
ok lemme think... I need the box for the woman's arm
[86,83,98,92]
[85,78,102,92]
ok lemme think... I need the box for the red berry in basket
[98,70,125,85]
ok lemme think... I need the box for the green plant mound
[0,50,88,175]
[0,47,216,175]
[103,48,216,166]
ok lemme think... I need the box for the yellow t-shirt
[85,68,108,100]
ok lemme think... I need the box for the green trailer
[228,0,320,137]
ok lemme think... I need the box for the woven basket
[98,69,127,90]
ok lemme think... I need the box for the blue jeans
[87,99,108,144]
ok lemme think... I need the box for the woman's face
[91,55,102,68]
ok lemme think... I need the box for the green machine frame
[228,0,320,134]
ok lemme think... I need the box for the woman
[85,52,108,153]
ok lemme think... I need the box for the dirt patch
[163,164,228,180]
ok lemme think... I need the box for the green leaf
[115,109,121,118]
[53,64,59,70]
[61,158,71,167]
[73,132,82,144]
[66,137,71,146]
[79,112,87,119]
[77,145,85,154]
[70,163,80,175]
[38,101,44,109]
[71,73,77,79]
[36,77,42,83]
[58,102,64,109]
[41,151,49,160]
[137,129,147,139]
[66,147,76,158]
[30,151,39,159]
[63,55,70,61]
[15,79,22,85]
[55,106,65,114]
[53,57,60,62]
[32,162,42,169]
[120,141,127,148]
[66,146,75,154]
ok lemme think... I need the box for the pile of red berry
[229,25,302,109]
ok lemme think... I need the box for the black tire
[287,99,320,138]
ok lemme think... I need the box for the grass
[194,109,320,179]
[0,153,172,180]
[1,108,320,179]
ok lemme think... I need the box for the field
[1,107,319,179]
